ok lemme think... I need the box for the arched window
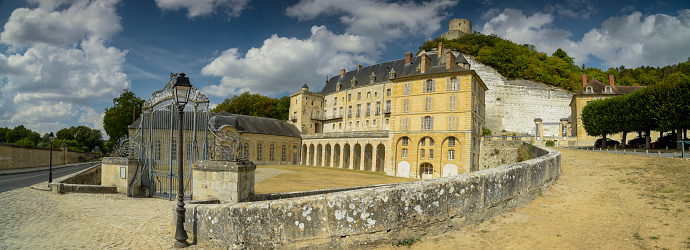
[448,137,456,147]
[281,145,287,162]
[604,86,612,93]
[401,136,409,146]
[586,86,593,93]
[269,144,275,162]
[420,163,433,175]
[257,143,263,161]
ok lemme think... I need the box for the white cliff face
[466,56,573,136]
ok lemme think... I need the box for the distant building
[440,18,472,40]
[570,74,645,146]
[288,43,488,179]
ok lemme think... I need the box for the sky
[1,0,689,137]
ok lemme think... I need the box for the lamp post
[172,72,192,248]
[48,132,55,183]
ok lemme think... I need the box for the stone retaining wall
[49,164,118,194]
[0,144,100,170]
[182,143,561,248]
[478,139,522,170]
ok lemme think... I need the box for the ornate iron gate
[114,73,249,200]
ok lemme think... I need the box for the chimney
[582,74,587,89]
[438,42,443,58]
[609,74,615,87]
[357,65,362,70]
[421,53,431,73]
[446,51,456,70]
[405,52,413,64]
[340,68,346,77]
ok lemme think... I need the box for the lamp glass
[49,132,54,143]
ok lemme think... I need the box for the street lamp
[172,72,192,248]
[49,132,55,183]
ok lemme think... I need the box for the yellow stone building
[289,45,488,179]
[570,74,645,146]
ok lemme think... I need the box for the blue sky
[1,0,689,137]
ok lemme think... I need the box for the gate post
[192,160,256,203]
[102,157,142,197]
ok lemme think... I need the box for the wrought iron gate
[114,73,249,200]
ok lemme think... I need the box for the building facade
[289,46,488,179]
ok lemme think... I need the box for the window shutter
[422,81,427,93]
[421,117,424,130]
[431,116,434,130]
[432,79,436,92]
[447,77,450,91]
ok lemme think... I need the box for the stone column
[192,161,256,204]
[534,118,543,142]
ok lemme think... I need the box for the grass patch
[392,237,420,247]
[255,165,416,194]
[634,232,644,240]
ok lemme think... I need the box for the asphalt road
[0,162,98,193]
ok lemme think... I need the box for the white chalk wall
[466,56,573,136]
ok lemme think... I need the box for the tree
[56,126,104,152]
[212,91,291,121]
[103,89,144,149]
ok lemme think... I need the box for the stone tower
[441,18,472,40]
[288,84,325,134]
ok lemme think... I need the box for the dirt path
[381,149,690,249]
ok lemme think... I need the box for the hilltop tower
[441,18,472,40]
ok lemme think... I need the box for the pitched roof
[320,52,471,95]
[128,112,301,138]
[574,78,645,95]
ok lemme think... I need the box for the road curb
[0,162,100,176]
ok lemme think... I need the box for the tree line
[211,92,290,121]
[0,124,104,152]
[581,72,690,149]
[420,33,690,92]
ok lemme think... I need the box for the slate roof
[320,52,471,95]
[574,78,645,95]
[128,112,301,138]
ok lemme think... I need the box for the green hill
[420,33,690,91]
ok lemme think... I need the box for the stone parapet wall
[478,139,521,170]
[182,143,561,248]
[0,144,100,170]
[192,161,256,203]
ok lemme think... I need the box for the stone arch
[353,143,362,170]
[309,144,315,166]
[333,143,341,168]
[316,144,323,166]
[419,162,433,179]
[442,164,458,177]
[324,144,332,167]
[301,144,307,165]
[364,144,373,171]
[343,143,351,169]
[375,144,385,173]
[397,161,410,177]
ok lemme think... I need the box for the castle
[288,41,487,178]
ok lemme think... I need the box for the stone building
[289,44,488,179]
[570,74,645,146]
[440,18,472,40]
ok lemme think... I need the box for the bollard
[658,151,661,158]
[623,149,626,155]
[634,150,636,155]
[646,150,649,157]
[674,152,676,158]
[607,149,609,153]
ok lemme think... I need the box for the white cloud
[0,0,128,135]
[480,8,690,68]
[0,0,122,49]
[286,0,457,45]
[200,26,376,97]
[155,0,250,19]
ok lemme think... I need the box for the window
[387,88,391,96]
[171,139,177,161]
[281,145,287,161]
[334,98,337,105]
[385,100,391,113]
[402,137,409,146]
[421,163,433,175]
[447,77,459,90]
[366,103,371,116]
[269,144,275,162]
[155,140,161,161]
[404,82,410,95]
[421,138,426,146]
[348,106,352,117]
[376,102,381,115]
[604,86,612,93]
[339,107,343,116]
[257,143,263,161]
[420,149,425,159]
[356,121,360,127]
[402,117,409,131]
[425,97,432,111]
[367,92,371,98]
[373,119,377,125]
[448,149,455,160]
[366,120,369,126]
[403,99,409,113]
[429,149,434,159]
[585,86,593,93]
[448,95,456,110]
[386,118,389,124]
[348,94,351,101]
[448,137,455,146]
[357,104,361,117]
[448,115,456,130]
[339,123,342,129]
[374,92,378,97]
[357,92,361,100]
[429,138,434,146]
[423,79,435,93]
[402,148,408,158]
[422,116,434,130]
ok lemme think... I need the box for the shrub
[545,140,555,146]
[482,127,492,136]
[517,143,534,162]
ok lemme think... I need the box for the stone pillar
[348,145,355,170]
[534,118,543,141]
[560,118,569,141]
[101,157,142,197]
[192,161,256,204]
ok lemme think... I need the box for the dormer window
[585,86,593,94]
[389,69,396,79]
[604,86,612,93]
[336,82,341,92]
[370,72,376,84]
[351,77,357,88]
